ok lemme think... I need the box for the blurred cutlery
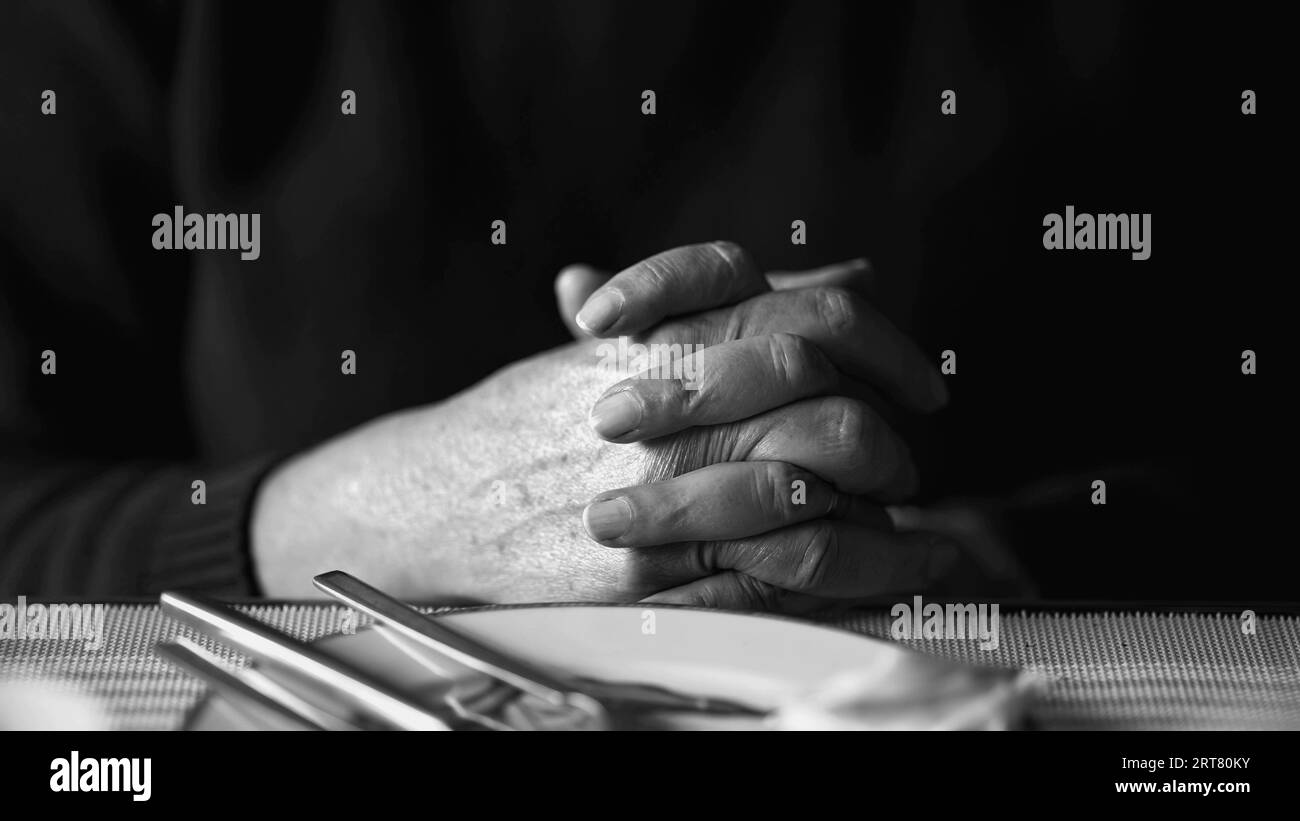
[313,570,764,721]
[156,638,356,731]
[161,591,450,731]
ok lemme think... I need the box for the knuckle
[650,314,716,349]
[765,332,827,390]
[688,540,716,576]
[693,578,724,609]
[791,522,839,591]
[823,398,876,469]
[719,302,749,342]
[675,375,705,416]
[758,461,813,517]
[812,286,858,334]
[707,240,753,277]
[636,255,682,290]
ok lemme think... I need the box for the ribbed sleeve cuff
[143,455,284,597]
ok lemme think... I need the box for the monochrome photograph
[0,0,1290,800]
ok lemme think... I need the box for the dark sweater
[0,2,1285,599]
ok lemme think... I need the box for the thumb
[555,265,611,339]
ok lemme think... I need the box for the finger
[766,257,877,297]
[708,520,961,599]
[644,286,948,412]
[630,395,917,501]
[738,396,918,501]
[589,331,897,444]
[581,461,889,548]
[555,265,610,339]
[574,241,768,337]
[639,571,828,614]
[589,333,838,442]
[887,503,1040,597]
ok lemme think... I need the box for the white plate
[186,604,1022,730]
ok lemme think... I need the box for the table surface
[2,603,1298,730]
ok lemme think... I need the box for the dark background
[0,1,1288,599]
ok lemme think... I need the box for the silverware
[156,638,359,731]
[160,591,451,731]
[368,620,683,730]
[369,624,520,731]
[569,676,762,716]
[312,571,606,721]
[312,570,765,721]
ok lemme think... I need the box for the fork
[161,591,452,730]
[312,570,765,722]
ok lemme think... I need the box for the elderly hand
[554,242,962,610]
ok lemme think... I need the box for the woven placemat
[2,604,1297,730]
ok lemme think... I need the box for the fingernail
[575,289,624,335]
[929,370,950,407]
[589,391,641,439]
[583,497,633,541]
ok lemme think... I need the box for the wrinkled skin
[253,340,721,601]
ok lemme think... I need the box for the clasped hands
[554,241,956,612]
[251,241,1006,610]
